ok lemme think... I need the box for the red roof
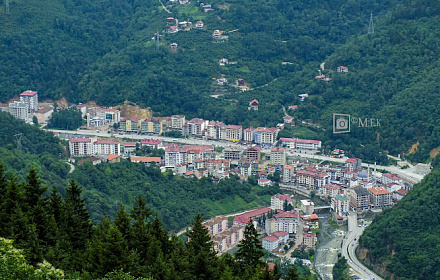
[309,214,319,220]
[121,116,140,123]
[255,127,277,133]
[346,158,360,163]
[185,171,194,176]
[288,105,298,109]
[338,66,348,69]
[20,90,37,96]
[271,147,285,152]
[262,236,278,242]
[69,138,91,143]
[76,104,86,108]
[369,187,391,195]
[397,189,408,195]
[274,211,298,219]
[296,139,321,144]
[267,262,276,271]
[383,173,401,181]
[273,194,291,202]
[258,178,271,183]
[107,154,120,161]
[280,137,295,142]
[323,184,339,190]
[271,231,289,237]
[250,99,259,105]
[304,232,316,238]
[141,139,162,145]
[226,124,242,130]
[94,140,120,145]
[98,107,118,112]
[233,207,271,225]
[124,142,136,147]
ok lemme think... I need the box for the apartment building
[270,147,286,165]
[19,90,38,114]
[369,187,392,209]
[226,125,243,142]
[69,138,93,157]
[93,140,120,155]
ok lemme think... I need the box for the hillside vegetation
[358,157,440,279]
[5,1,440,162]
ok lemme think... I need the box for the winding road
[342,213,382,280]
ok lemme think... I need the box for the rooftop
[20,90,37,96]
[69,138,91,143]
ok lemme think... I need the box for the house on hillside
[337,66,348,73]
[248,99,259,111]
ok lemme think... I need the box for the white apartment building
[271,194,292,210]
[331,195,350,216]
[294,139,321,150]
[226,125,243,142]
[171,115,186,130]
[9,101,28,120]
[19,90,38,114]
[93,140,120,155]
[270,147,286,165]
[69,138,94,157]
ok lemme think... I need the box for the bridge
[314,205,331,210]
[279,184,311,197]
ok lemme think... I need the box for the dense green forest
[358,156,440,279]
[2,0,440,162]
[47,108,83,130]
[0,167,303,279]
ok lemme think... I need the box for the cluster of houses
[206,195,320,254]
[165,16,204,34]
[315,66,349,82]
[5,90,54,124]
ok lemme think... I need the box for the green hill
[358,161,440,279]
[6,0,440,163]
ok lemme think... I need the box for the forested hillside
[5,0,440,162]
[0,166,303,279]
[358,155,440,279]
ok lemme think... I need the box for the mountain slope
[358,163,440,279]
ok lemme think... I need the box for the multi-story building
[331,194,350,216]
[369,187,392,209]
[294,139,321,150]
[262,235,279,251]
[246,145,261,161]
[93,140,120,155]
[279,137,295,149]
[271,147,286,165]
[19,90,38,114]
[69,138,93,157]
[204,216,228,236]
[243,127,255,143]
[295,170,329,189]
[186,118,208,137]
[265,211,299,234]
[233,207,272,226]
[345,158,362,171]
[271,194,292,210]
[283,165,295,183]
[9,101,29,120]
[254,127,278,145]
[165,144,187,167]
[171,115,186,130]
[300,200,315,215]
[303,232,317,248]
[140,139,162,149]
[141,117,163,135]
[207,159,230,171]
[120,117,142,132]
[322,184,340,198]
[347,186,370,212]
[207,121,226,140]
[223,146,243,161]
[96,107,120,124]
[226,125,243,142]
[381,173,403,185]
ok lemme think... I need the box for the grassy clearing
[202,194,272,217]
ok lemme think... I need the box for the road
[342,213,382,280]
[46,128,243,149]
[287,151,424,184]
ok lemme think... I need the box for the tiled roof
[69,138,91,143]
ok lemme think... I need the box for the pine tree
[235,220,264,269]
[285,264,301,280]
[61,179,92,270]
[186,213,218,280]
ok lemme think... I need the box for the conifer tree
[235,220,264,269]
[285,264,301,280]
[186,213,218,280]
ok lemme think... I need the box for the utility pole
[5,0,9,14]
[14,133,23,152]
[368,11,374,34]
